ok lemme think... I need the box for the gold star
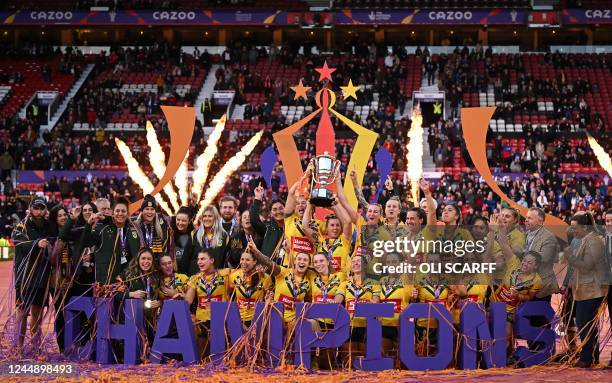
[340,79,360,100]
[290,79,311,100]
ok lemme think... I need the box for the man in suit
[566,212,606,368]
[523,207,560,300]
[522,207,559,354]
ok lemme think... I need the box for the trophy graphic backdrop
[272,61,379,212]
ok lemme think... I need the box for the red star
[315,60,336,82]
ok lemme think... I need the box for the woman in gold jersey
[228,250,270,328]
[180,249,230,358]
[335,254,380,366]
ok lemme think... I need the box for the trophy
[309,152,341,207]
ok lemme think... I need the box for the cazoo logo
[584,10,611,19]
[29,11,73,21]
[152,11,196,21]
[428,11,473,21]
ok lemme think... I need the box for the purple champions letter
[399,303,454,371]
[293,303,350,369]
[514,301,555,367]
[209,301,285,367]
[459,302,506,369]
[210,301,246,364]
[149,300,198,364]
[63,296,95,360]
[353,303,394,371]
[96,298,144,364]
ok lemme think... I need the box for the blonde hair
[135,211,164,240]
[196,205,224,248]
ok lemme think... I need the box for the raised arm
[284,181,300,218]
[332,195,353,240]
[249,184,267,237]
[377,176,398,209]
[349,165,369,211]
[419,178,437,228]
[301,202,318,243]
[494,217,515,264]
[247,235,280,276]
[285,160,314,217]
[336,167,359,224]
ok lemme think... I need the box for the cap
[30,196,47,209]
[142,194,157,210]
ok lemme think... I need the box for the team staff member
[133,194,172,259]
[565,213,606,368]
[249,183,285,261]
[181,249,230,357]
[12,196,52,354]
[227,210,262,268]
[116,248,161,352]
[82,197,142,289]
[189,205,229,273]
[219,195,239,236]
[228,248,271,326]
[172,206,195,274]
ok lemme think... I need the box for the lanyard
[145,276,151,300]
[228,219,236,236]
[199,272,217,298]
[289,273,303,298]
[144,224,153,248]
[433,284,442,299]
[318,273,330,299]
[204,231,213,248]
[351,278,362,299]
[119,227,126,253]
[323,238,341,262]
[239,271,257,298]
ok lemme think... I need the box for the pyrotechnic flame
[192,114,227,202]
[146,121,179,212]
[114,137,173,215]
[174,150,190,207]
[587,134,612,177]
[407,105,424,205]
[196,130,264,221]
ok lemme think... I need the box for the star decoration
[340,79,360,100]
[315,60,336,82]
[290,79,311,100]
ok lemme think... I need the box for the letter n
[399,302,453,370]
[459,302,506,369]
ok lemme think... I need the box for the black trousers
[575,296,604,365]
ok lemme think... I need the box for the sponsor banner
[0,8,533,26]
[335,8,527,25]
[0,10,288,25]
[562,9,612,24]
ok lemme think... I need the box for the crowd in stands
[0,41,609,239]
